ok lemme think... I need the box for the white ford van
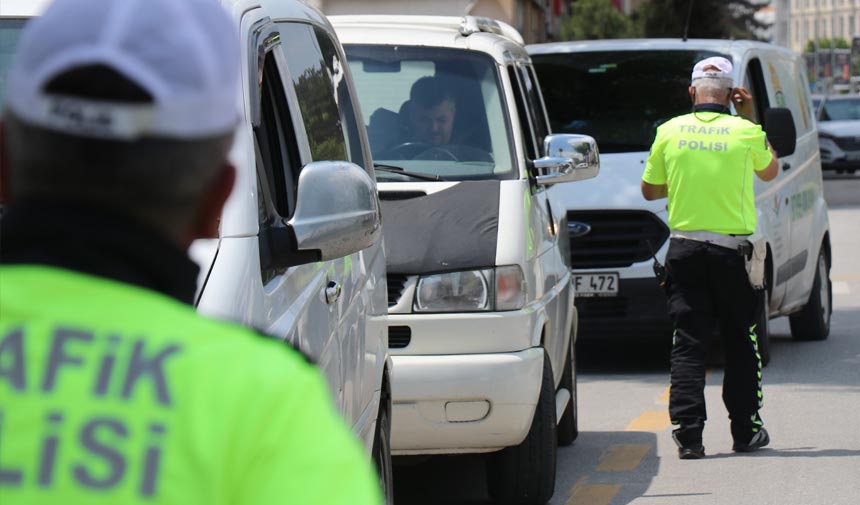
[333,15,599,505]
[528,39,832,361]
[0,0,392,498]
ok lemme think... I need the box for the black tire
[790,248,831,341]
[756,288,772,367]
[373,391,394,504]
[486,351,557,505]
[557,340,578,446]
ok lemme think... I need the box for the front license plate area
[573,272,620,298]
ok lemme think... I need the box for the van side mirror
[262,161,381,269]
[532,134,600,187]
[763,108,797,158]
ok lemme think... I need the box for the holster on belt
[744,238,767,289]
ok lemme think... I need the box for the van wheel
[557,340,578,446]
[486,350,557,505]
[755,288,771,367]
[373,392,394,504]
[789,248,831,341]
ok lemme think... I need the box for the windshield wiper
[374,163,444,182]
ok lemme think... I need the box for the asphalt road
[392,174,860,505]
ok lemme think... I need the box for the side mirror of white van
[532,134,600,187]
[763,108,797,158]
[290,160,381,260]
[264,161,381,269]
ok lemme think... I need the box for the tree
[805,37,850,52]
[635,0,770,40]
[561,0,639,40]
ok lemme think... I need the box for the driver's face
[412,99,456,146]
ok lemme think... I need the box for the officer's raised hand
[731,86,755,120]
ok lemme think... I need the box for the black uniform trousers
[665,238,764,443]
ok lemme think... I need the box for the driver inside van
[405,76,457,146]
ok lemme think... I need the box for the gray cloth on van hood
[380,180,500,274]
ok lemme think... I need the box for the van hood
[548,151,667,214]
[379,180,500,275]
[817,120,860,137]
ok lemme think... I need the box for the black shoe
[672,430,705,459]
[732,427,770,452]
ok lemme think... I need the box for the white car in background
[0,0,394,499]
[812,93,860,174]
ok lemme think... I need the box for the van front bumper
[576,278,672,339]
[390,347,544,455]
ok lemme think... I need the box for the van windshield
[344,44,515,181]
[532,49,728,154]
[0,20,26,108]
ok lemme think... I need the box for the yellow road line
[657,386,670,405]
[831,274,860,280]
[567,477,620,505]
[596,444,652,472]
[625,410,671,431]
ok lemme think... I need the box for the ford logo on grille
[568,221,592,238]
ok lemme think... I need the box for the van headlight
[414,266,526,312]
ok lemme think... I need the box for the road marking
[834,281,851,295]
[597,444,652,472]
[567,477,620,505]
[832,274,860,280]
[657,385,670,404]
[625,411,671,431]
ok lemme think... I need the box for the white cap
[691,56,733,83]
[5,0,240,140]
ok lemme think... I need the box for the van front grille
[575,297,628,318]
[387,274,408,307]
[389,326,412,349]
[567,210,669,268]
[834,136,860,151]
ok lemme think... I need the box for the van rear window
[532,50,728,153]
[0,20,26,108]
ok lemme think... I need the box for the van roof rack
[459,16,524,45]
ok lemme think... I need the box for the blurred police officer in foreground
[641,57,779,460]
[0,0,381,502]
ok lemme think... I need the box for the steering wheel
[413,146,461,161]
[383,142,435,160]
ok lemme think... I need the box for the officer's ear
[186,162,236,245]
[688,86,696,103]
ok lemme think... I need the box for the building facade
[775,0,860,53]
[308,0,566,44]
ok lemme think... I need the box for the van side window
[254,50,301,283]
[508,65,539,160]
[312,26,370,170]
[278,22,350,164]
[743,58,770,124]
[792,61,814,135]
[520,65,550,153]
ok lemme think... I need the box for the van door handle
[324,281,342,304]
[782,162,791,171]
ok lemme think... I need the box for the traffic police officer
[0,0,381,503]
[641,56,779,459]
